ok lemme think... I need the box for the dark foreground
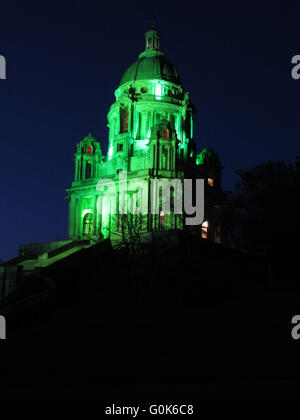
[0,237,299,400]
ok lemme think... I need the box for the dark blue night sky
[0,0,299,261]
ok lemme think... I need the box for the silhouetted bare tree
[220,158,300,284]
[111,213,148,257]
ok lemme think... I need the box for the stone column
[75,158,79,181]
[68,196,76,238]
[82,159,86,180]
[93,195,97,236]
[75,198,80,237]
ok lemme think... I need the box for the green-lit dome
[119,28,181,86]
[120,55,181,86]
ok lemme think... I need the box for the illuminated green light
[155,83,162,97]
[154,81,163,100]
[68,29,199,240]
[134,139,149,153]
[101,196,111,238]
[108,145,114,160]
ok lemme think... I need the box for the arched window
[87,146,92,155]
[120,107,129,133]
[83,213,93,236]
[162,146,168,170]
[163,129,169,139]
[86,162,92,179]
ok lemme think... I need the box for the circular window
[141,87,148,94]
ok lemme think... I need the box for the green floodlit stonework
[66,29,223,242]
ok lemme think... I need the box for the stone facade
[66,29,223,242]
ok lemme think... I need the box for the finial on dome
[151,11,157,30]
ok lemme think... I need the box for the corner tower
[74,133,103,182]
[67,133,103,239]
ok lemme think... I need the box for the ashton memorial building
[66,28,223,242]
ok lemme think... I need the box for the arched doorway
[83,212,93,236]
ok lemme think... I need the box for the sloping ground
[0,239,299,400]
[1,283,300,400]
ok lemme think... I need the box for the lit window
[163,129,169,139]
[208,178,214,187]
[87,146,92,155]
[160,211,166,229]
[202,221,208,239]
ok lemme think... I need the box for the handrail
[47,239,90,259]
